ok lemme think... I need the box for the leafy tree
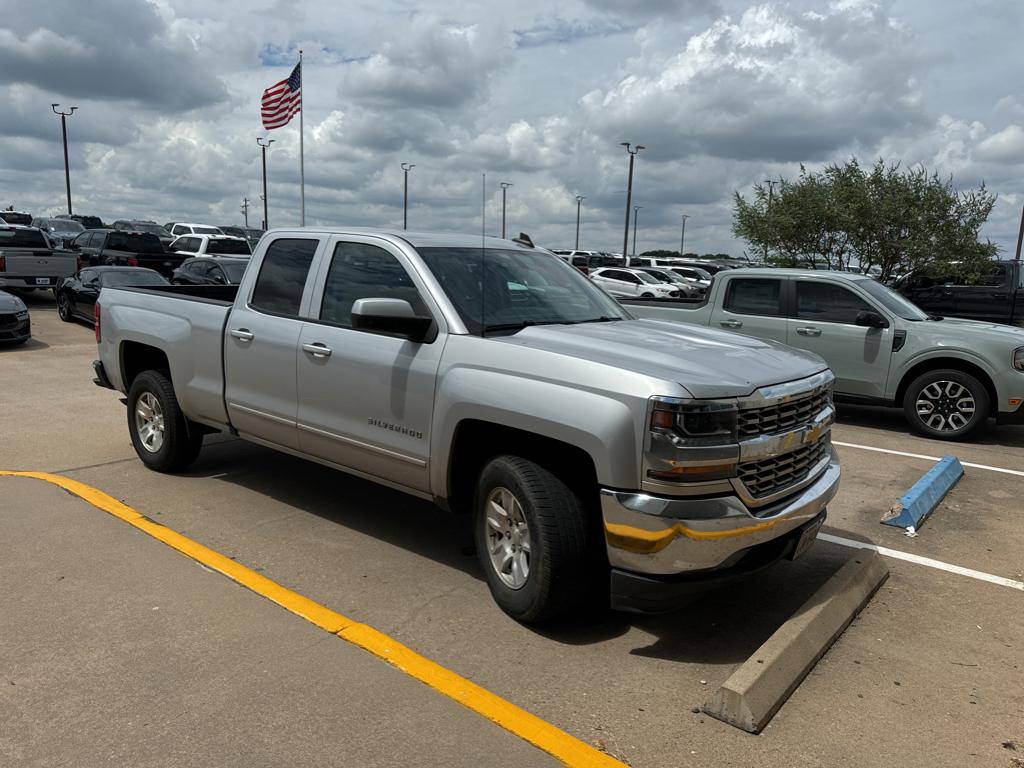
[733,159,998,280]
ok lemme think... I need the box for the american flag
[261,62,302,130]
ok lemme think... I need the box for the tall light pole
[51,104,77,216]
[257,138,274,229]
[500,182,512,239]
[620,142,644,263]
[574,195,585,250]
[631,205,642,261]
[679,214,690,256]
[401,162,415,230]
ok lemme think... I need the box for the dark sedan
[171,257,249,286]
[0,290,31,344]
[56,267,168,324]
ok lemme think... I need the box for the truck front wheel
[903,369,989,440]
[127,370,204,472]
[474,455,591,623]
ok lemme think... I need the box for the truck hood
[923,316,1024,342]
[492,319,829,398]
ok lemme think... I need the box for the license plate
[788,516,824,561]
[35,278,51,285]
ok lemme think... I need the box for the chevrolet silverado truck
[0,224,78,291]
[625,269,1024,440]
[93,229,840,621]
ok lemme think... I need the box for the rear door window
[250,238,319,316]
[795,281,873,324]
[723,278,783,316]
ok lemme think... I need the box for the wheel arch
[895,357,997,416]
[120,341,171,390]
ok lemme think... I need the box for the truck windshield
[107,232,165,254]
[859,279,928,321]
[417,247,631,335]
[0,228,49,248]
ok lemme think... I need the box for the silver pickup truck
[0,225,78,291]
[94,229,840,621]
[626,269,1024,440]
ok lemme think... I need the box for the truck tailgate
[0,250,78,283]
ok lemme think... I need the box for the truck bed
[110,283,239,304]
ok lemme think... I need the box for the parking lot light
[51,104,78,216]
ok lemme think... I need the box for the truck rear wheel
[903,369,989,440]
[474,455,591,623]
[127,370,204,472]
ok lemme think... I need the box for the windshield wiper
[574,316,624,324]
[482,320,566,335]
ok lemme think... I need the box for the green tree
[733,159,998,280]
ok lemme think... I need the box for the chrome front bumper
[601,448,840,576]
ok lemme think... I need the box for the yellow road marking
[0,470,626,768]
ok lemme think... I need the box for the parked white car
[169,234,252,257]
[634,267,704,297]
[590,267,680,298]
[168,222,225,238]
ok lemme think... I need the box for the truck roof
[723,267,873,281]
[263,227,542,252]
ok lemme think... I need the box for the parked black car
[111,219,174,249]
[0,289,31,344]
[70,229,185,277]
[896,261,1023,327]
[171,256,249,286]
[56,267,168,324]
[218,225,265,249]
[56,214,105,229]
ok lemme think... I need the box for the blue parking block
[881,455,964,531]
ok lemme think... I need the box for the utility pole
[680,213,690,256]
[257,137,274,230]
[240,197,250,226]
[574,195,585,250]
[401,162,415,230]
[51,104,77,216]
[764,179,777,206]
[620,143,645,263]
[500,182,512,239]
[631,205,642,261]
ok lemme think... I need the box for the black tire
[126,370,204,471]
[56,291,73,322]
[641,292,655,298]
[473,455,592,623]
[903,369,989,440]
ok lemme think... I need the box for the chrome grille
[737,438,830,499]
[738,389,831,438]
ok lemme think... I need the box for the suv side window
[250,238,319,316]
[795,281,873,324]
[723,278,782,316]
[319,242,426,327]
[172,225,188,236]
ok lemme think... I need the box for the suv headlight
[646,397,738,483]
[15,310,28,320]
[1014,347,1024,372]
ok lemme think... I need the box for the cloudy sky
[2,0,1022,257]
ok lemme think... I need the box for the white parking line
[833,441,1024,478]
[819,533,1024,591]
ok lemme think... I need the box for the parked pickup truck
[0,224,78,291]
[625,269,1024,440]
[93,229,840,621]
[895,260,1023,328]
[71,229,185,278]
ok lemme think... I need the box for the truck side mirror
[855,311,889,329]
[351,298,434,343]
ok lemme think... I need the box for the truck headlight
[1014,347,1024,372]
[646,397,738,483]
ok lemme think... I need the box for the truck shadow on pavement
[835,402,1024,449]
[186,438,853,666]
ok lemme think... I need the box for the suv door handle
[302,342,332,358]
[720,319,743,328]
[229,328,254,342]
[796,326,822,337]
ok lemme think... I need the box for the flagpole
[299,49,305,226]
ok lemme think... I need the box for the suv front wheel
[903,369,989,440]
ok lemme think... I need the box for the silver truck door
[786,278,892,398]
[224,236,324,450]
[708,276,789,343]
[296,236,445,492]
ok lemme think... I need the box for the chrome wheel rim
[915,380,975,432]
[58,293,70,318]
[135,392,165,453]
[484,486,531,590]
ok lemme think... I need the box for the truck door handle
[230,328,254,342]
[302,342,332,358]
[720,319,743,328]
[796,326,822,337]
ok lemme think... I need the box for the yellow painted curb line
[0,470,627,768]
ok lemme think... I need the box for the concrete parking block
[702,550,890,733]
[880,455,963,532]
